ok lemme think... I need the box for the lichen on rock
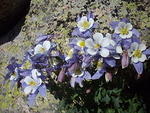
[0,0,150,112]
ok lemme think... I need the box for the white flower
[76,38,86,48]
[115,22,133,39]
[34,40,51,55]
[128,42,147,63]
[85,33,112,57]
[23,69,42,95]
[77,16,94,32]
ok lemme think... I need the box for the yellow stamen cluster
[81,21,90,29]
[39,47,46,53]
[29,81,37,86]
[78,41,85,47]
[120,28,129,35]
[96,60,103,69]
[133,50,142,58]
[74,68,82,75]
[94,44,101,49]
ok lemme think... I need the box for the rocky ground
[0,0,150,112]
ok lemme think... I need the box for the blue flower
[114,22,133,39]
[72,12,97,38]
[21,69,43,95]
[5,57,21,80]
[110,19,140,44]
[34,40,52,55]
[127,42,149,75]
[128,42,147,63]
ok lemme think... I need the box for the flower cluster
[5,35,64,106]
[5,13,150,106]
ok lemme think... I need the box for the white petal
[79,28,86,32]
[34,44,43,54]
[37,78,42,85]
[100,48,109,57]
[72,74,78,77]
[77,21,83,28]
[32,69,41,77]
[118,22,126,27]
[80,16,87,21]
[110,40,116,46]
[113,55,121,59]
[127,49,132,57]
[131,42,139,51]
[31,86,39,94]
[65,56,71,61]
[106,33,111,38]
[78,71,84,77]
[139,54,147,62]
[126,23,133,30]
[79,82,83,88]
[10,76,16,81]
[139,43,146,51]
[87,48,98,55]
[70,77,76,88]
[93,33,103,44]
[126,31,133,38]
[32,73,38,81]
[43,41,51,51]
[24,86,32,95]
[101,38,110,47]
[116,46,123,54]
[24,76,34,85]
[114,27,120,33]
[119,34,127,39]
[85,38,95,48]
[89,18,94,28]
[131,57,139,63]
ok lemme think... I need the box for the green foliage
[48,67,146,113]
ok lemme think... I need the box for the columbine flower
[72,12,97,38]
[77,16,94,32]
[68,63,84,77]
[128,42,147,63]
[69,38,86,52]
[70,71,91,88]
[5,57,21,81]
[34,40,51,55]
[10,68,19,81]
[114,22,133,39]
[22,69,42,95]
[85,33,112,57]
[77,39,86,48]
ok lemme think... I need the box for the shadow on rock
[0,0,31,45]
